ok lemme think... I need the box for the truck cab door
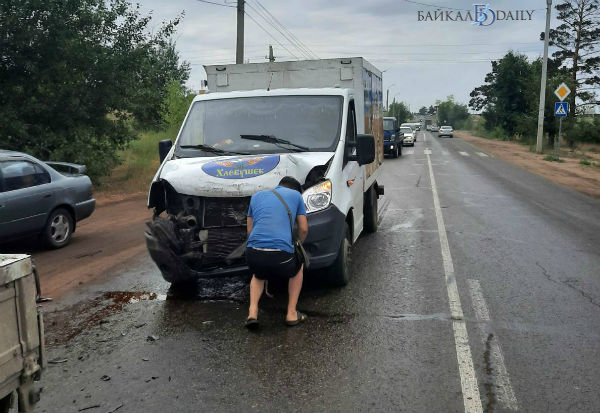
[343,100,364,239]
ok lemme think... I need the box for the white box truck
[145,57,384,286]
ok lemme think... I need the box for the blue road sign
[554,102,568,117]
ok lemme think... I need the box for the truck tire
[363,186,378,234]
[391,145,399,159]
[398,143,402,157]
[42,208,74,248]
[327,223,351,287]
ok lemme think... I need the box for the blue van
[383,117,403,158]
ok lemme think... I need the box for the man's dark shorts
[246,247,300,280]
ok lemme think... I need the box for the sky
[137,0,560,111]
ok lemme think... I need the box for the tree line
[0,0,190,181]
[469,0,599,146]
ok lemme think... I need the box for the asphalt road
[36,131,600,413]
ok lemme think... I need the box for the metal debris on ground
[147,335,159,342]
[78,404,101,411]
[100,375,111,381]
[48,358,68,364]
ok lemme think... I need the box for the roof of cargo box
[204,57,381,77]
[191,88,350,102]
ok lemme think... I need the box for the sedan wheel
[43,208,74,248]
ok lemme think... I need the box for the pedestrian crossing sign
[554,102,568,117]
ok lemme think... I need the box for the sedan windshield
[176,95,343,157]
[400,127,413,134]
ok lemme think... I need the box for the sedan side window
[0,160,51,192]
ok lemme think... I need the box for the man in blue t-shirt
[245,176,308,329]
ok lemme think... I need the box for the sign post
[553,83,571,161]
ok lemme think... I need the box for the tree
[436,96,469,128]
[545,0,600,117]
[387,102,411,125]
[160,80,196,130]
[428,105,436,115]
[0,0,189,181]
[469,52,537,136]
[418,106,428,115]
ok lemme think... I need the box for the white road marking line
[467,280,519,411]
[426,152,483,413]
[459,151,470,157]
[424,148,432,155]
[442,151,449,156]
[405,149,415,155]
[476,152,489,157]
[423,132,427,143]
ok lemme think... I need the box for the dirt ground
[3,194,151,299]
[455,131,600,199]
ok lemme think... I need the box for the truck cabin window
[383,119,395,131]
[176,95,343,157]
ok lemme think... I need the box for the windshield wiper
[240,134,309,152]
[179,144,249,155]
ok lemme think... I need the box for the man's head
[279,176,302,193]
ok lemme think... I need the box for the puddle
[104,291,167,304]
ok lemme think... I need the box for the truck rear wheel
[363,186,378,234]
[327,223,351,287]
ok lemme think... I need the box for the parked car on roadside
[400,126,415,146]
[0,150,95,248]
[438,126,453,138]
[431,125,439,132]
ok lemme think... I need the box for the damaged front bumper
[145,229,249,283]
[145,185,346,284]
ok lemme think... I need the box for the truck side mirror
[348,134,375,166]
[159,140,173,163]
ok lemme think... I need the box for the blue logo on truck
[202,155,280,179]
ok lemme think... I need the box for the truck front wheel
[327,223,351,287]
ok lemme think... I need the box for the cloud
[137,0,552,109]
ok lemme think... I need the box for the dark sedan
[0,150,95,248]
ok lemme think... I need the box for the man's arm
[296,215,308,243]
[247,216,253,237]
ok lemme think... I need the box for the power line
[244,10,300,60]
[195,0,236,8]
[252,0,318,59]
[400,0,468,11]
[245,1,312,59]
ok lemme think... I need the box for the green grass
[580,159,591,166]
[97,127,178,194]
[544,155,565,163]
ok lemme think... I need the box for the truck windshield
[176,95,343,156]
[383,119,395,131]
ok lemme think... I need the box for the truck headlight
[391,134,396,139]
[303,180,332,213]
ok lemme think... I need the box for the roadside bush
[159,80,196,130]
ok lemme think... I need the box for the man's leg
[248,275,265,319]
[286,265,304,322]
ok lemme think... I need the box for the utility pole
[386,84,395,112]
[236,0,244,64]
[268,45,275,62]
[536,0,553,153]
[386,90,389,112]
